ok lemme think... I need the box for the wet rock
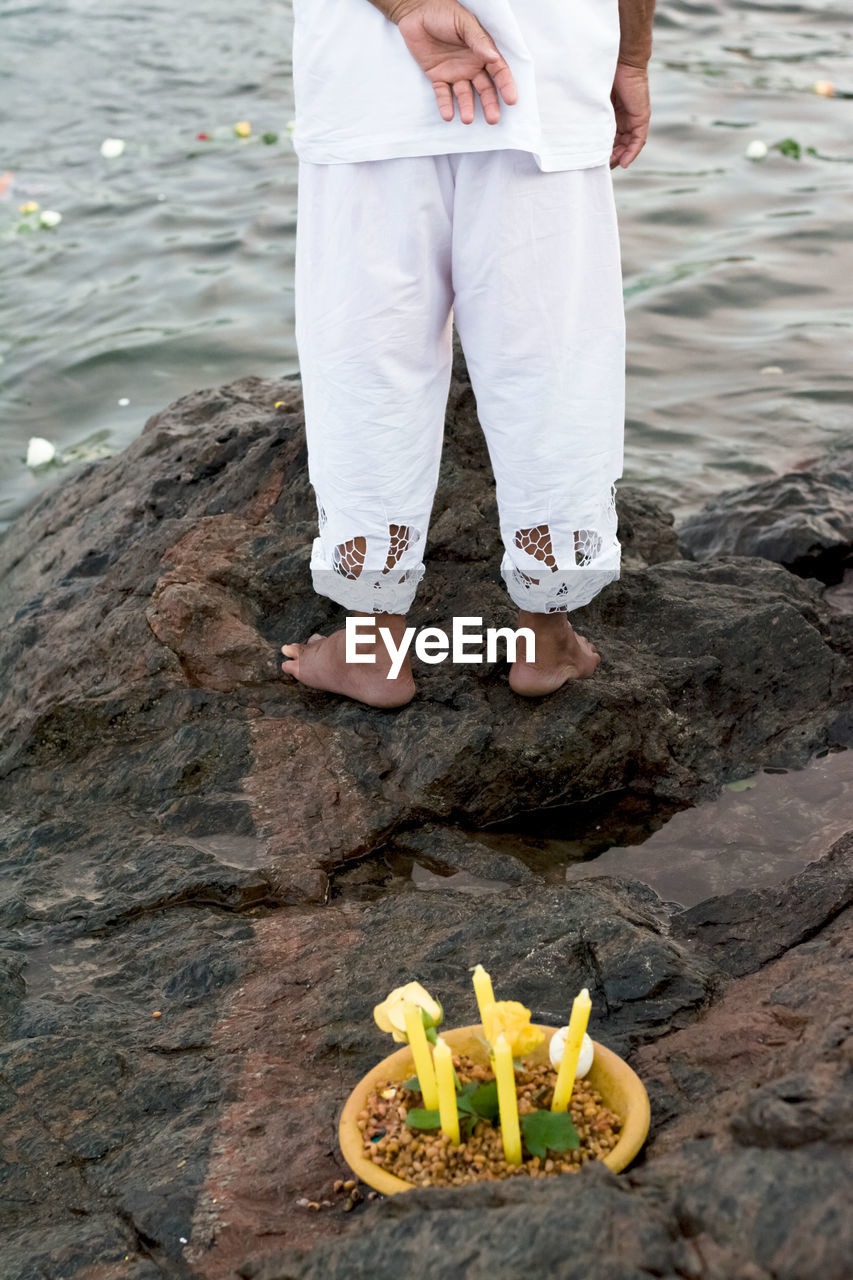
[387,824,536,886]
[1,352,851,914]
[671,828,853,976]
[677,439,853,585]
[242,841,853,1280]
[1,351,853,1277]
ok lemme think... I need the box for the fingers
[462,17,517,106]
[471,69,500,124]
[452,77,476,124]
[432,81,455,121]
[433,75,498,126]
[475,41,518,106]
[424,13,518,126]
[613,132,647,168]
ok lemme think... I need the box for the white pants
[294,149,625,615]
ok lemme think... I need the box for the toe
[281,643,301,660]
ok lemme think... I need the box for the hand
[393,0,518,124]
[609,61,651,169]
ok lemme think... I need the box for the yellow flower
[234,121,251,137]
[482,1000,545,1056]
[373,981,443,1043]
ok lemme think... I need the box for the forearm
[617,0,655,66]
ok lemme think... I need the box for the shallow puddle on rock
[473,747,852,908]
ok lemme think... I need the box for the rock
[1,350,853,1277]
[239,1165,677,1280]
[615,484,684,569]
[386,824,536,887]
[242,1147,853,1280]
[671,828,853,976]
[677,440,853,585]
[241,838,853,1280]
[2,357,851,913]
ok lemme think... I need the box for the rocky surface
[1,345,852,1277]
[677,438,853,586]
[239,834,853,1280]
[2,346,851,911]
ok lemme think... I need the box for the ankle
[517,609,571,633]
[348,612,411,678]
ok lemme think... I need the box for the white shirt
[292,0,621,172]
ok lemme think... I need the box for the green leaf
[405,1108,441,1130]
[727,777,757,792]
[262,131,279,144]
[453,1084,480,1120]
[520,1110,580,1159]
[421,1002,444,1036]
[401,1076,421,1092]
[775,137,801,159]
[469,1081,500,1121]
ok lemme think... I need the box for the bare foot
[509,610,601,697]
[281,617,415,708]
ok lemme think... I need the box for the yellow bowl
[339,1023,651,1195]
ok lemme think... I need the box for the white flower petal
[26,437,56,466]
[100,137,126,158]
[745,139,768,160]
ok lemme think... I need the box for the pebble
[357,1053,621,1188]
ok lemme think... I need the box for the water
[333,749,853,907]
[1,0,851,538]
[476,748,853,906]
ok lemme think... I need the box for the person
[282,0,654,707]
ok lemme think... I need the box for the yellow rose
[373,981,443,1043]
[482,1000,545,1056]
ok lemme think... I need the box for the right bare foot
[509,610,601,697]
[280,626,415,708]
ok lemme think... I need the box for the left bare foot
[509,609,601,697]
[280,614,415,708]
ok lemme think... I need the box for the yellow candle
[551,987,592,1112]
[493,1033,522,1165]
[403,1000,438,1110]
[472,964,496,1024]
[433,1037,460,1144]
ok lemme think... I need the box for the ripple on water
[1,0,852,530]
